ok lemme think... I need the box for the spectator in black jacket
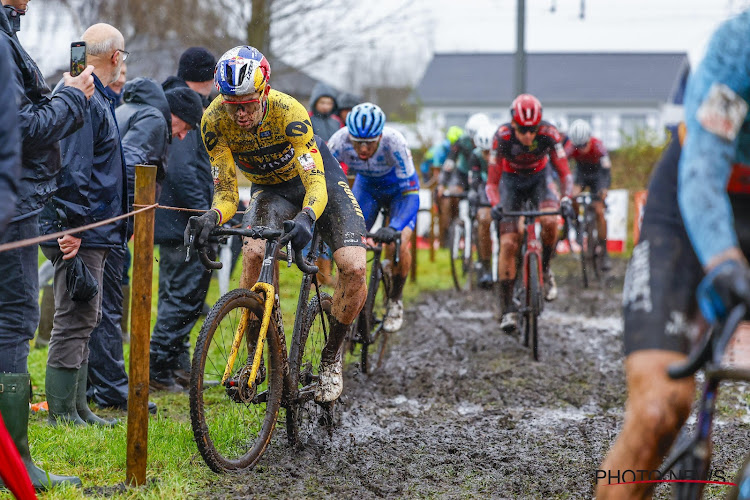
[0,36,19,236]
[87,79,202,410]
[150,47,216,392]
[308,81,342,142]
[0,0,93,491]
[39,22,127,430]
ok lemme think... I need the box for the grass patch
[19,248,453,499]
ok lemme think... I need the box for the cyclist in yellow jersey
[186,46,367,403]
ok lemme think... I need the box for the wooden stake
[126,164,157,486]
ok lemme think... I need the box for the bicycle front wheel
[527,254,542,361]
[361,263,390,374]
[189,289,283,473]
[286,292,335,448]
[450,219,473,291]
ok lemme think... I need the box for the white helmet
[464,113,490,139]
[474,124,496,151]
[569,120,592,147]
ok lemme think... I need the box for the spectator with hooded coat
[308,81,343,142]
[0,0,93,490]
[0,36,19,236]
[150,47,216,392]
[84,77,172,412]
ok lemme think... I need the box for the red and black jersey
[565,137,611,174]
[485,120,572,206]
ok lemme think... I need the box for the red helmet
[510,94,542,127]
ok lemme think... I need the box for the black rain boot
[76,363,118,427]
[46,366,86,426]
[0,372,82,490]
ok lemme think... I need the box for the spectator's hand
[560,196,576,221]
[281,209,314,252]
[58,234,82,260]
[697,259,750,323]
[490,204,504,221]
[63,65,95,99]
[184,210,218,248]
[373,226,398,243]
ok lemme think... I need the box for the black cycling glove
[282,208,315,252]
[184,210,218,248]
[490,204,504,221]
[697,259,750,323]
[560,196,576,222]
[373,226,398,243]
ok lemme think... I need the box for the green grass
[16,247,453,500]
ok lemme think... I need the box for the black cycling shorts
[575,169,609,197]
[623,140,750,355]
[242,138,366,252]
[498,169,559,234]
[446,169,470,191]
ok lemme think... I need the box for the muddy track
[200,257,750,499]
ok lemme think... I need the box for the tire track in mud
[202,259,750,499]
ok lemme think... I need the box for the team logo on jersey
[298,153,315,171]
[259,130,271,138]
[697,83,748,141]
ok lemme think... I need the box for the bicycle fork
[221,281,276,389]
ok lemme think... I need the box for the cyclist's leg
[498,173,524,324]
[597,226,701,499]
[314,147,367,401]
[239,187,297,289]
[477,183,493,285]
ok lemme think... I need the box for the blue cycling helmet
[346,102,386,139]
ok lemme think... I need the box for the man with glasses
[39,23,127,428]
[190,46,367,403]
[328,102,420,333]
[486,94,573,332]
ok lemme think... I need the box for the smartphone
[70,41,86,77]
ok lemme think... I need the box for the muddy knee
[629,391,693,460]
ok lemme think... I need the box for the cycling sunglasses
[514,124,539,135]
[349,135,381,147]
[222,98,261,115]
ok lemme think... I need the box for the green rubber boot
[0,372,82,490]
[76,363,118,427]
[45,366,85,426]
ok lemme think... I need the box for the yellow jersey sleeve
[285,99,328,220]
[202,102,238,224]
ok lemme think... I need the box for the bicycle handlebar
[366,232,402,266]
[494,209,562,219]
[667,304,747,379]
[192,225,319,274]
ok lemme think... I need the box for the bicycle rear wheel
[189,289,283,473]
[286,292,335,448]
[586,209,601,280]
[361,263,390,374]
[450,219,474,291]
[527,254,542,361]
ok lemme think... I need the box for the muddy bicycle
[444,191,495,291]
[494,202,571,361]
[188,224,335,473]
[659,304,750,500]
[574,193,605,288]
[349,225,401,374]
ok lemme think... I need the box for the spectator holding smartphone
[0,0,94,491]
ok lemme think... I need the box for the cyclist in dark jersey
[486,94,573,332]
[468,124,498,288]
[566,119,613,271]
[597,11,750,499]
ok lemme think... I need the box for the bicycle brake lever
[287,241,293,268]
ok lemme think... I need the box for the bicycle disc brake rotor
[225,362,266,403]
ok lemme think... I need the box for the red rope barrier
[0,203,159,253]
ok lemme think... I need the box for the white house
[414,52,690,149]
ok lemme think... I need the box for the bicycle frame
[659,305,750,497]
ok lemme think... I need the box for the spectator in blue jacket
[85,78,203,412]
[39,23,127,430]
[0,0,93,491]
[150,47,216,392]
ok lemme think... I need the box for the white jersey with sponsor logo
[328,126,415,180]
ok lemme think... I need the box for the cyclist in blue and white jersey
[328,103,420,333]
[598,10,750,499]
